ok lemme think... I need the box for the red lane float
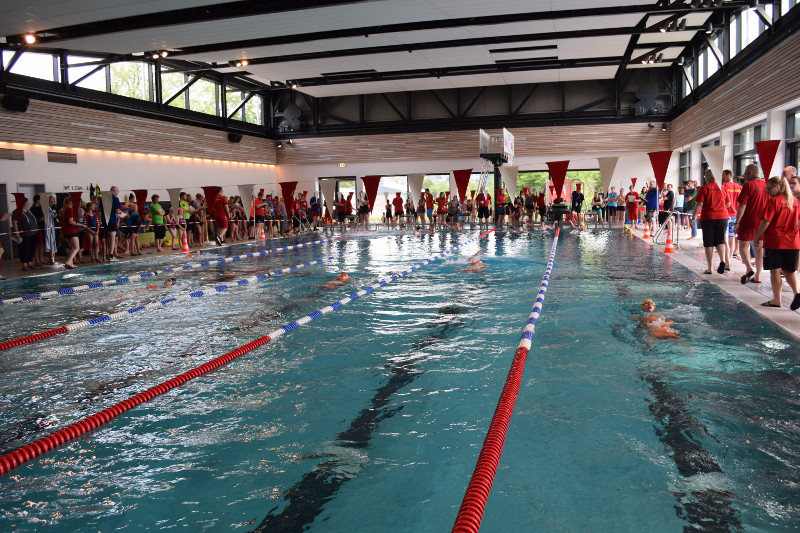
[0,335,272,475]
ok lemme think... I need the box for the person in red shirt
[424,188,435,224]
[693,170,731,275]
[734,163,769,283]
[624,185,640,227]
[754,176,800,309]
[213,194,229,245]
[60,196,86,269]
[436,192,447,226]
[392,192,404,221]
[336,193,347,224]
[721,169,742,271]
[476,187,491,226]
[536,191,547,223]
[253,191,265,240]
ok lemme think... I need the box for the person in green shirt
[149,194,166,252]
[178,191,193,247]
[683,181,698,239]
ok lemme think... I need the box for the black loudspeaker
[227,132,243,143]
[1,94,30,112]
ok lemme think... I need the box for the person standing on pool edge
[735,163,769,284]
[753,176,800,310]
[693,169,731,275]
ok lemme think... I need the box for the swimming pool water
[0,230,798,531]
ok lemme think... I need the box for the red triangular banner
[13,193,26,222]
[648,151,673,189]
[279,181,298,214]
[361,176,381,213]
[755,140,782,178]
[202,186,221,217]
[69,192,84,212]
[452,168,472,203]
[546,161,570,199]
[132,189,148,211]
[470,190,476,199]
[631,178,637,189]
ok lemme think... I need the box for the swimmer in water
[413,225,421,237]
[323,272,350,288]
[466,250,486,272]
[638,299,679,339]
[146,277,176,289]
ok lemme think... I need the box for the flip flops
[717,261,726,274]
[761,301,781,307]
[791,294,800,311]
[741,271,755,284]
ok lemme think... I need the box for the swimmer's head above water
[641,299,655,312]
[336,272,349,281]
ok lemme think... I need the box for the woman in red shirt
[692,170,731,275]
[754,176,800,309]
[61,196,86,269]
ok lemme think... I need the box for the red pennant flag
[470,190,476,199]
[303,190,308,199]
[12,193,26,222]
[648,151,673,189]
[279,182,298,214]
[631,178,637,189]
[202,186,221,217]
[445,191,450,200]
[755,140,782,178]
[361,176,381,213]
[452,169,472,203]
[546,161,570,199]
[69,192,84,212]
[132,189,148,211]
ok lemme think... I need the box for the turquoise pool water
[0,230,798,531]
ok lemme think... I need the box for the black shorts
[763,248,799,271]
[358,205,369,215]
[107,222,117,232]
[538,207,547,218]
[477,206,490,218]
[701,218,727,247]
[154,225,166,240]
[616,205,626,212]
[658,211,671,225]
[255,215,265,223]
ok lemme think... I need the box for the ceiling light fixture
[23,34,36,44]
[705,23,714,34]
[656,53,663,63]
[662,123,668,131]
[160,51,168,58]
[648,123,655,129]
[151,52,160,60]
[677,56,685,65]
[678,19,687,31]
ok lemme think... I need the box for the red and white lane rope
[0,230,495,475]
[0,233,359,306]
[452,227,560,533]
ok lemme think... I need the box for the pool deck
[3,223,800,340]
[622,222,800,341]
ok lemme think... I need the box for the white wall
[0,141,278,200]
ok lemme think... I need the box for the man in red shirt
[693,170,731,275]
[721,169,742,271]
[392,192,404,222]
[624,185,640,227]
[734,163,769,283]
[424,188,435,224]
[213,193,230,245]
[476,187,491,226]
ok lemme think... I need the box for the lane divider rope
[0,233,359,306]
[0,249,363,353]
[0,229,495,475]
[452,227,560,533]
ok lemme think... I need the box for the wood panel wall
[670,30,800,147]
[277,123,670,165]
[0,99,277,164]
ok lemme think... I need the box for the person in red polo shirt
[754,176,800,309]
[721,169,742,270]
[734,163,769,283]
[693,170,731,275]
[213,193,229,245]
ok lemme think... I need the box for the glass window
[110,61,150,100]
[161,71,187,109]
[698,51,706,84]
[2,51,55,81]
[788,109,800,139]
[226,87,243,121]
[730,16,739,58]
[679,151,691,183]
[742,8,760,49]
[244,94,263,125]
[189,77,218,115]
[67,55,107,92]
[700,139,720,183]
[734,122,766,175]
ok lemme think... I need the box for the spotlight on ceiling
[648,123,655,129]
[662,123,668,131]
[660,23,668,33]
[705,23,714,34]
[690,0,701,8]
[677,56,685,65]
[289,81,299,89]
[23,34,36,44]
[655,53,663,63]
[648,55,655,64]
[678,19,687,31]
[160,50,168,58]
[276,142,283,148]
[151,52,160,60]
[287,139,293,145]
[749,0,759,7]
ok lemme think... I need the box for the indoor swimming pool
[0,230,798,532]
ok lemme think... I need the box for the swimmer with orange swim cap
[323,272,350,288]
[639,299,679,339]
[466,251,486,272]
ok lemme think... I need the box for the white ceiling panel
[638,30,699,45]
[557,35,630,59]
[557,65,618,81]
[500,70,560,85]
[490,49,559,61]
[553,12,643,32]
[627,63,672,69]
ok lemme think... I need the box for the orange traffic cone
[259,226,266,241]
[642,224,651,239]
[181,232,190,253]
[663,229,675,253]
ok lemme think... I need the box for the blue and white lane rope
[518,228,559,351]
[0,249,360,352]
[263,229,496,341]
[0,234,355,306]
